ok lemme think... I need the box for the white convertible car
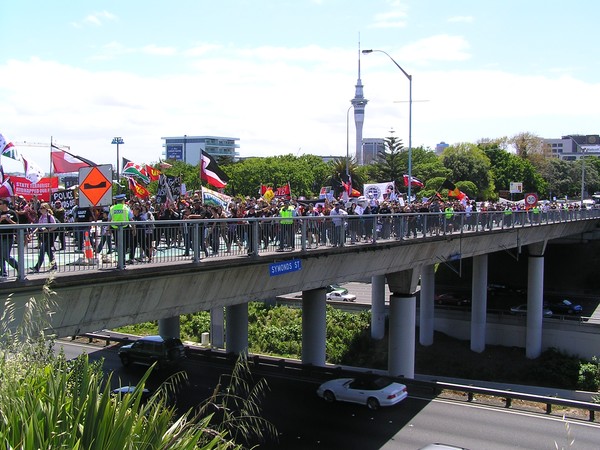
[316,376,408,410]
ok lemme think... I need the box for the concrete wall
[432,311,600,360]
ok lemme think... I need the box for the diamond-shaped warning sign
[78,165,113,207]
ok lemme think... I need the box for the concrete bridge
[2,210,599,378]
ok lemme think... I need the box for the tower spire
[351,35,368,165]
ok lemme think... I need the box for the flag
[122,160,151,184]
[144,164,161,182]
[128,177,150,199]
[201,150,228,188]
[260,185,275,202]
[51,145,96,173]
[403,174,424,188]
[0,133,19,160]
[0,166,14,198]
[22,155,45,184]
[273,182,291,199]
[159,160,172,169]
[202,186,232,208]
[441,179,456,191]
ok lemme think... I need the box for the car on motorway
[548,299,583,315]
[316,375,408,410]
[326,284,348,295]
[509,304,553,317]
[118,335,186,369]
[112,385,152,402]
[326,291,357,302]
[434,293,471,306]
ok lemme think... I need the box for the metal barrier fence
[78,332,600,422]
[1,208,599,282]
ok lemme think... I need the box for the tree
[482,146,547,196]
[370,134,405,185]
[323,157,364,197]
[441,143,494,199]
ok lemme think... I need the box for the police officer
[108,194,132,262]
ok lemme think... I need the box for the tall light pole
[111,137,124,180]
[567,136,587,206]
[362,49,413,203]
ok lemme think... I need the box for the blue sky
[1,0,599,171]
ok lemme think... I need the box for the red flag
[51,146,95,173]
[144,164,161,182]
[128,177,150,199]
[0,176,14,198]
[274,183,291,199]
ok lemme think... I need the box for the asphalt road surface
[57,339,600,450]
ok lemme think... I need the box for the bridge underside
[2,220,596,338]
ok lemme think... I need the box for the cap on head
[114,194,127,201]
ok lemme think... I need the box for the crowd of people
[0,190,596,277]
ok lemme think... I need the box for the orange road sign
[78,165,113,207]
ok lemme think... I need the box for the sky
[2,0,600,173]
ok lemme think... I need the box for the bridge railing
[2,208,598,281]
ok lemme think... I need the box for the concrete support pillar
[470,254,488,353]
[419,265,435,346]
[226,303,248,355]
[210,307,225,349]
[526,254,545,359]
[388,294,416,378]
[302,288,327,366]
[158,316,180,339]
[371,275,386,340]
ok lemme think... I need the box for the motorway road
[56,339,600,450]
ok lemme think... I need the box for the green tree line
[146,131,599,201]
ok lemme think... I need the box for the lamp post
[581,152,586,206]
[362,49,413,203]
[111,137,124,180]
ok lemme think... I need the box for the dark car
[434,293,471,306]
[549,299,583,315]
[118,335,186,369]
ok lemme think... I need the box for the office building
[544,134,600,161]
[161,135,239,166]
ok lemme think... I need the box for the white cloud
[400,35,471,64]
[2,42,599,171]
[142,45,177,56]
[72,10,117,28]
[370,0,408,29]
[447,15,474,23]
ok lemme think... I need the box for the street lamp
[111,137,124,180]
[362,49,413,203]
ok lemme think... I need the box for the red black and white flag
[201,150,229,189]
[51,144,96,173]
[403,174,424,188]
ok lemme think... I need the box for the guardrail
[77,333,599,422]
[3,208,599,282]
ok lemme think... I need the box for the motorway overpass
[2,211,599,378]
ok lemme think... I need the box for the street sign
[524,193,538,207]
[78,164,113,207]
[509,182,523,194]
[270,259,302,277]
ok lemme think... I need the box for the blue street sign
[270,259,302,276]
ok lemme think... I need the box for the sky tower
[351,40,368,165]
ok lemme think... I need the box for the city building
[544,134,600,161]
[435,141,450,155]
[160,135,239,165]
[362,138,385,164]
